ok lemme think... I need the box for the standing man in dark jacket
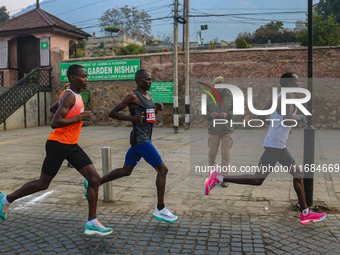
[206,76,233,187]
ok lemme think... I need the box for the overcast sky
[1,0,319,42]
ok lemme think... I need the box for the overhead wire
[189,8,305,28]
[71,4,171,25]
[67,7,307,38]
[8,0,59,15]
[189,10,306,18]
[73,3,172,32]
[56,0,111,16]
[194,8,307,11]
[3,2,308,43]
[134,0,172,9]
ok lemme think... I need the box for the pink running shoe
[204,170,221,196]
[300,210,326,225]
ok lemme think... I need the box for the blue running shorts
[125,142,163,167]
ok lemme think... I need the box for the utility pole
[173,0,179,134]
[182,0,186,51]
[304,0,315,207]
[36,0,40,8]
[185,0,190,130]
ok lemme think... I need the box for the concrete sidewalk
[0,126,339,254]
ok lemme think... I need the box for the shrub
[70,48,85,58]
[104,26,120,34]
[116,44,146,55]
[236,38,252,48]
[90,52,104,57]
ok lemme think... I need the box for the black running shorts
[42,140,93,177]
[258,147,295,169]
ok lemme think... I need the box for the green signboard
[149,82,173,104]
[41,42,48,49]
[59,59,140,82]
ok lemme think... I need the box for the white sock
[87,218,98,225]
[217,175,224,183]
[302,208,309,216]
[2,195,10,205]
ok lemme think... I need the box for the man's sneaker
[84,220,113,236]
[153,207,178,223]
[0,192,10,220]
[204,171,221,196]
[300,210,326,225]
[84,179,88,201]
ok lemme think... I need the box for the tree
[236,21,298,44]
[236,32,253,43]
[296,13,340,46]
[69,40,86,58]
[99,5,151,39]
[116,44,146,55]
[256,21,284,32]
[104,26,121,37]
[236,38,251,48]
[0,6,9,24]
[316,0,340,24]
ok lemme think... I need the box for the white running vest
[263,92,297,149]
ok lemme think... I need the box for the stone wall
[54,46,340,129]
[85,35,144,57]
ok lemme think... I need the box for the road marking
[13,190,54,211]
[0,138,30,145]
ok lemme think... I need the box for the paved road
[0,126,339,254]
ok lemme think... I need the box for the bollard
[102,147,113,201]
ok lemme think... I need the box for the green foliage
[151,39,162,45]
[296,13,340,46]
[99,42,104,48]
[256,21,284,32]
[90,52,104,57]
[236,38,251,48]
[116,44,146,55]
[207,37,219,50]
[104,26,121,36]
[0,6,9,23]
[69,40,86,59]
[70,48,85,58]
[237,21,298,44]
[99,5,151,38]
[78,40,86,50]
[316,0,340,24]
[23,69,39,84]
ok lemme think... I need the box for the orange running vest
[48,89,84,144]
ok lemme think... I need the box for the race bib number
[146,109,156,123]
